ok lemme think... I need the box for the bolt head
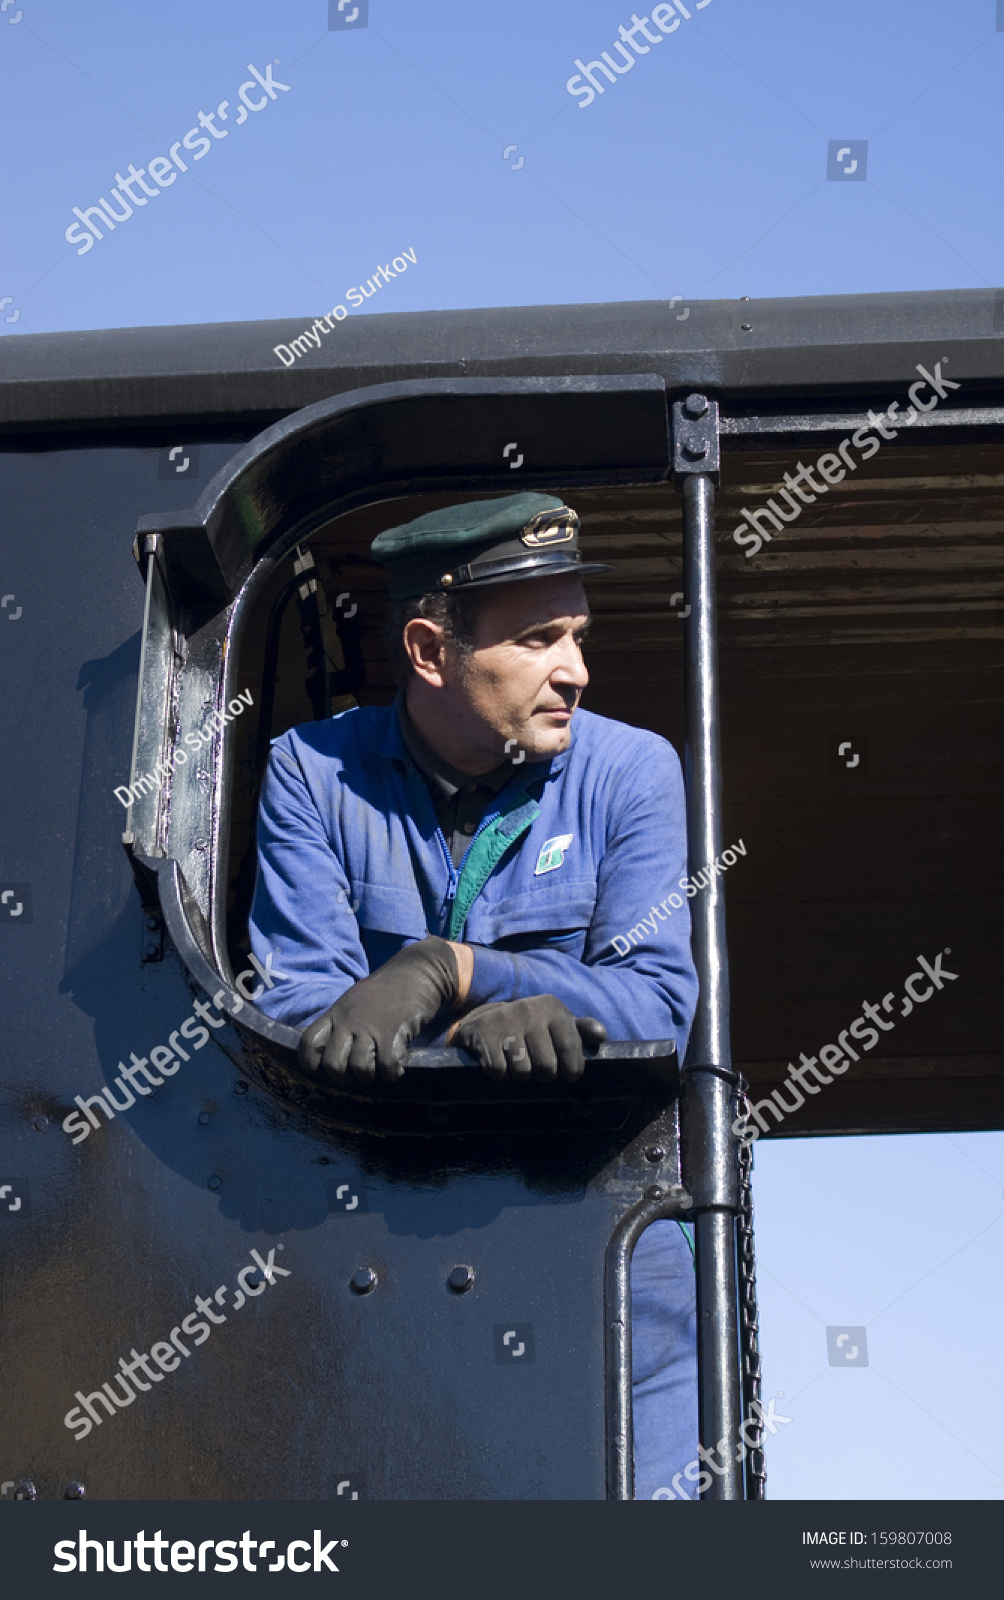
[13,1479,36,1501]
[683,392,709,419]
[63,1482,85,1500]
[448,1265,475,1294]
[683,439,709,460]
[351,1267,377,1295]
[644,1145,666,1163]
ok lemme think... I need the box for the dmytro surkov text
[273,248,417,367]
[114,688,252,807]
[610,840,745,956]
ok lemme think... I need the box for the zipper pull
[436,826,459,899]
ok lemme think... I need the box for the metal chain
[735,1073,766,1498]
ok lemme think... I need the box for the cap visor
[456,560,614,591]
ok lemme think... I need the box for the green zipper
[448,788,540,940]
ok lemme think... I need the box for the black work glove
[299,936,458,1083]
[456,995,607,1083]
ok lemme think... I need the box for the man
[249,492,699,1498]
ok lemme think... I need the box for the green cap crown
[371,493,611,602]
[371,494,566,559]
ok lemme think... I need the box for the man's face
[433,574,591,767]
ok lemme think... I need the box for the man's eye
[517,628,589,647]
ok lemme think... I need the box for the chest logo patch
[534,834,574,876]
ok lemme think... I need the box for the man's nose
[551,639,589,691]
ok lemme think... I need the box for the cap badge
[520,506,578,548]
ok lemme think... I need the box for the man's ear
[403,616,449,688]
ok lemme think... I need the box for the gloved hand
[455,995,607,1083]
[299,937,459,1083]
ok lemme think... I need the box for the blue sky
[1,0,1002,335]
[1,0,1002,1503]
[755,1131,1004,1501]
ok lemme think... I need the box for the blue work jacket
[249,699,698,1053]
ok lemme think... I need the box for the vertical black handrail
[674,396,743,1499]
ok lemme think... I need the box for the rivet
[12,1480,36,1501]
[351,1267,377,1295]
[207,1174,222,1191]
[645,1184,664,1200]
[741,322,753,332]
[63,1482,86,1500]
[198,1111,210,1125]
[234,1081,248,1095]
[440,573,453,587]
[644,1145,666,1163]
[447,1265,475,1294]
[32,1116,47,1132]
